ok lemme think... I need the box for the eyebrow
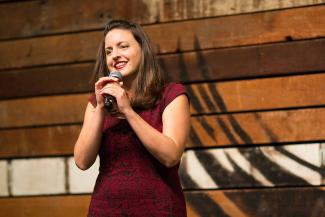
[105,41,128,50]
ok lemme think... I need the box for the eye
[105,49,112,56]
[120,43,129,49]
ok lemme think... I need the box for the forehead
[104,28,136,46]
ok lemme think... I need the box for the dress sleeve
[162,82,189,112]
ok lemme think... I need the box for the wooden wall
[1,0,325,216]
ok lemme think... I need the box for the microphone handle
[104,95,116,111]
[103,71,122,112]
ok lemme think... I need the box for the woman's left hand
[99,80,132,115]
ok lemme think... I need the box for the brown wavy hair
[92,19,165,110]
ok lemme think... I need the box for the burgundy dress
[87,83,188,217]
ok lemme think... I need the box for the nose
[111,49,120,61]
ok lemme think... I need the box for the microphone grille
[108,71,122,80]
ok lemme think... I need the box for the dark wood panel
[1,73,325,128]
[0,63,94,99]
[2,38,324,99]
[180,144,323,189]
[188,73,325,114]
[0,31,101,70]
[1,6,324,69]
[186,187,325,217]
[149,5,325,54]
[0,0,156,40]
[0,188,324,217]
[189,108,325,147]
[1,0,324,40]
[0,125,80,158]
[1,108,325,158]
[161,38,325,83]
[0,93,89,128]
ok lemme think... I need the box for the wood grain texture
[188,73,325,114]
[0,188,324,217]
[0,93,89,128]
[1,0,324,40]
[186,187,325,217]
[0,63,94,99]
[1,73,325,128]
[2,108,325,158]
[180,143,323,189]
[1,6,324,69]
[149,5,325,53]
[2,38,324,99]
[0,125,80,158]
[189,108,325,147]
[0,195,91,217]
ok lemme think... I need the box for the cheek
[106,57,113,68]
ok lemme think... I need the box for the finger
[95,77,118,89]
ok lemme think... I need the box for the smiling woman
[73,19,190,217]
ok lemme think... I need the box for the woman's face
[104,28,142,78]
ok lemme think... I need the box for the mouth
[114,61,127,70]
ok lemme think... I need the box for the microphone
[104,71,122,111]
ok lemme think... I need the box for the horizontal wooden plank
[150,5,325,54]
[161,38,325,83]
[188,73,325,114]
[180,143,323,189]
[1,73,325,128]
[2,108,325,158]
[189,108,325,147]
[186,187,325,217]
[0,188,324,217]
[0,0,157,40]
[1,6,324,69]
[0,93,88,128]
[0,125,80,158]
[1,0,324,40]
[2,38,325,99]
[0,63,94,100]
[0,195,90,217]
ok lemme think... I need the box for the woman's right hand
[94,76,121,110]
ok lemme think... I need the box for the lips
[114,61,127,70]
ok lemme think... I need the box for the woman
[74,19,190,217]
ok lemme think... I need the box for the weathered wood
[0,195,91,217]
[0,0,157,40]
[0,93,89,128]
[2,38,324,99]
[150,5,325,53]
[1,73,325,128]
[1,6,324,69]
[189,108,325,147]
[186,187,325,217]
[180,143,323,189]
[0,31,101,70]
[2,108,325,158]
[0,125,81,158]
[1,0,324,40]
[188,73,325,114]
[0,63,94,99]
[0,188,324,217]
[162,38,325,82]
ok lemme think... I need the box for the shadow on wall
[159,36,325,217]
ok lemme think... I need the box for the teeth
[115,62,126,68]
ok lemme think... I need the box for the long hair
[92,20,165,110]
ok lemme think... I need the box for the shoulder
[162,82,189,110]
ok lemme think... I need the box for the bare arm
[124,94,190,167]
[73,76,118,170]
[73,103,105,170]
